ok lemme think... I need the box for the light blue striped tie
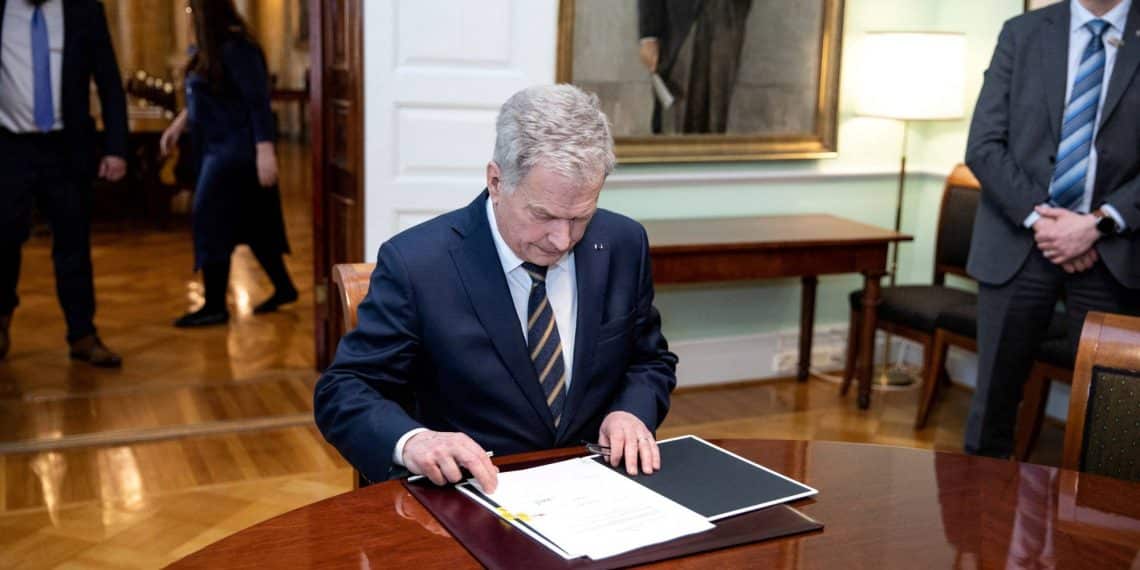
[1049,19,1110,210]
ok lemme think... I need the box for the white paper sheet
[460,457,714,561]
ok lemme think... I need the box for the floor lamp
[855,32,966,386]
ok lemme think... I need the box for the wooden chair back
[330,262,377,490]
[1063,311,1140,481]
[330,263,375,339]
[932,164,981,285]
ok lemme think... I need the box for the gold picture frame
[1025,0,1059,11]
[556,0,845,164]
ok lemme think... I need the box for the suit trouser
[0,129,97,343]
[964,247,1138,457]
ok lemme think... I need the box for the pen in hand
[582,440,611,457]
[582,438,661,476]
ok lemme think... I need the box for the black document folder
[405,435,823,569]
[596,435,818,520]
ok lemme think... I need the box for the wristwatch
[1093,208,1120,235]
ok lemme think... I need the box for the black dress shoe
[253,289,299,314]
[173,307,230,328]
[69,335,123,368]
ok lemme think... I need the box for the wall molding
[605,167,947,190]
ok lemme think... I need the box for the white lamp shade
[855,32,967,120]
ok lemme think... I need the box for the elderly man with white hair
[315,84,678,491]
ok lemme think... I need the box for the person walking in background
[161,0,297,328]
[0,0,129,366]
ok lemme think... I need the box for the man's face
[487,162,603,267]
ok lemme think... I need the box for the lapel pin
[593,243,605,251]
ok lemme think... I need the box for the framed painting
[1025,0,1059,11]
[556,0,846,163]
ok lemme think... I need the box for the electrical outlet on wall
[773,345,846,375]
[773,351,799,374]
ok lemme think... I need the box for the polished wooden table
[642,215,911,409]
[172,440,1140,569]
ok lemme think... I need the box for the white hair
[492,84,616,192]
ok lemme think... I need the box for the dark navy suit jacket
[0,0,128,172]
[314,192,678,483]
[966,1,1140,288]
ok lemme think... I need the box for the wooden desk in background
[171,440,1140,568]
[642,214,911,409]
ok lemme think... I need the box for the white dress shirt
[0,0,65,132]
[1025,0,1130,230]
[392,197,581,466]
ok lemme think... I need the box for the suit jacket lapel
[556,226,610,442]
[449,193,556,436]
[61,0,78,109]
[1099,3,1140,129]
[1042,5,1071,145]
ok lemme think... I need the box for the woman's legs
[251,246,297,314]
[174,259,231,327]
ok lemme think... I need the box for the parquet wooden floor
[0,139,1067,568]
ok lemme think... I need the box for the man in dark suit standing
[637,0,752,134]
[315,85,678,490]
[965,0,1140,457]
[0,0,128,366]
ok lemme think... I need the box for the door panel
[312,0,363,369]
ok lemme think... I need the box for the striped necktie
[1049,19,1110,210]
[523,262,567,428]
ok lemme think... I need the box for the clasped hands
[402,411,659,493]
[1032,205,1102,274]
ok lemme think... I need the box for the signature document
[460,456,713,560]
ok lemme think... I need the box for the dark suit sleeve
[314,242,425,483]
[91,1,128,158]
[607,226,678,430]
[1102,178,1140,231]
[965,21,1045,227]
[638,0,662,39]
[225,41,276,143]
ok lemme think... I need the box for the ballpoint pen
[581,440,611,456]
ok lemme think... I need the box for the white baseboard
[674,327,1069,422]
[672,324,870,387]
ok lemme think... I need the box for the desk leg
[856,271,884,409]
[798,276,818,382]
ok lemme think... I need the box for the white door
[362,0,558,256]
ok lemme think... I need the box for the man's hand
[599,411,660,476]
[98,156,127,182]
[1061,248,1098,274]
[638,38,659,73]
[402,430,498,492]
[1033,205,1099,266]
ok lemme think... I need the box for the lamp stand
[874,120,919,387]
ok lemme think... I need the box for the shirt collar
[1071,0,1132,35]
[485,196,569,275]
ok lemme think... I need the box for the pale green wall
[597,0,1024,341]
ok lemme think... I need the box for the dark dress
[185,37,289,271]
